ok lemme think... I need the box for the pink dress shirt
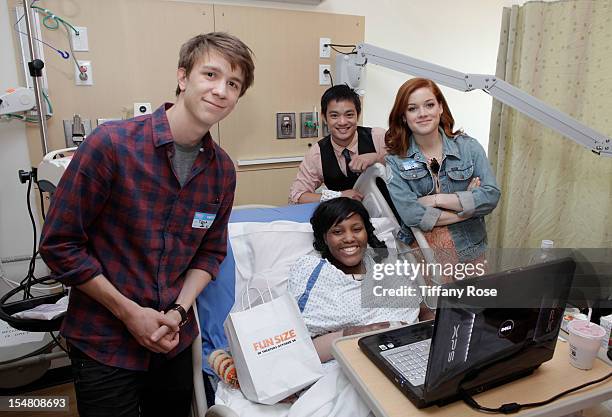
[289,127,387,203]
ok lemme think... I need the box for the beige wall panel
[12,0,215,163]
[214,5,364,160]
[214,5,363,205]
[12,1,363,206]
[235,166,299,206]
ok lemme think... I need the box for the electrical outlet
[276,113,296,139]
[133,102,152,116]
[71,27,89,51]
[319,37,331,58]
[300,112,318,138]
[319,64,331,85]
[75,60,93,86]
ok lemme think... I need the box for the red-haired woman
[384,78,500,270]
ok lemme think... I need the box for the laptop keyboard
[380,339,431,386]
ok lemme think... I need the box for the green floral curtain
[488,1,612,248]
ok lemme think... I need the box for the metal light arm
[343,43,611,156]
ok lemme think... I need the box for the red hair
[385,78,460,156]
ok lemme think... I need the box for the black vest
[318,127,376,191]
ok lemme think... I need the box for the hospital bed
[192,164,428,417]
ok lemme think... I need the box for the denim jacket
[385,129,501,261]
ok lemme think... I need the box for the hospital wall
[0,0,48,284]
[0,0,511,268]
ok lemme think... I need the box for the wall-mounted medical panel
[214,5,364,204]
[12,0,363,205]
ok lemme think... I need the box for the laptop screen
[423,258,575,403]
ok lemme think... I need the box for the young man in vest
[39,32,255,417]
[289,85,386,204]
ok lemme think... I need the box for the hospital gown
[215,252,422,417]
[287,254,421,337]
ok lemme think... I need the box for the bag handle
[297,259,326,313]
[240,276,274,311]
[241,287,264,311]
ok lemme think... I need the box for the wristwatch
[169,303,189,328]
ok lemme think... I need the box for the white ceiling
[250,0,323,5]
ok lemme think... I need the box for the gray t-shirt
[172,141,202,186]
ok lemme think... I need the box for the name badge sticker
[192,212,216,229]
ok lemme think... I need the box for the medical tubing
[31,5,79,35]
[37,10,81,77]
[30,5,83,77]
[13,8,69,61]
[42,90,53,114]
[61,21,83,76]
[41,13,58,29]
[2,113,50,123]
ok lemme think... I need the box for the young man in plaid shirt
[39,32,255,417]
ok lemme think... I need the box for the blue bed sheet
[197,203,318,375]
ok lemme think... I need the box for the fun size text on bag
[253,329,297,355]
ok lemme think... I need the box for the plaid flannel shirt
[39,104,235,370]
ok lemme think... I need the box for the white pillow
[227,217,395,313]
[228,221,316,313]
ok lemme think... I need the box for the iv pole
[21,0,49,155]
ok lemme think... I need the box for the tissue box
[600,314,612,350]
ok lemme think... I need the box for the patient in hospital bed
[288,197,431,364]
[213,198,430,417]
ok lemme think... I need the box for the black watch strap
[169,304,188,327]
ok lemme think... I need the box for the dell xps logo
[447,324,460,363]
[498,320,515,337]
[546,309,557,333]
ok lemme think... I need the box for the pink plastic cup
[567,320,606,370]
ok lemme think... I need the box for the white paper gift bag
[224,288,323,405]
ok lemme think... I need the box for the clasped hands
[123,305,183,354]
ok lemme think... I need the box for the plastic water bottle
[529,239,554,265]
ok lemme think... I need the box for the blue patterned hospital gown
[287,254,421,337]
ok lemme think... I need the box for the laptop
[358,258,576,408]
